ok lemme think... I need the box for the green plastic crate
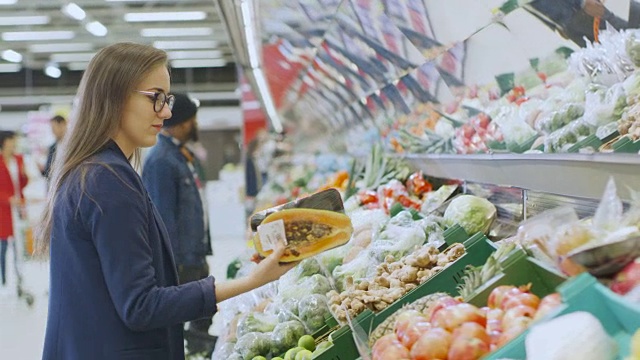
[489,273,640,359]
[568,134,602,153]
[613,136,640,153]
[465,249,566,306]
[314,233,496,360]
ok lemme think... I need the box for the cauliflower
[234,332,272,360]
[298,294,331,332]
[236,312,278,338]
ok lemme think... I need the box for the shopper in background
[34,43,296,360]
[244,137,263,217]
[41,115,67,182]
[525,0,640,47]
[141,93,216,357]
[0,131,28,287]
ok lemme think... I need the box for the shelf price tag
[257,220,288,251]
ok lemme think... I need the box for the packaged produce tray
[489,272,640,360]
[314,232,496,360]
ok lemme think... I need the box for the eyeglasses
[134,90,175,113]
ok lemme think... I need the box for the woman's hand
[214,242,298,303]
[249,242,299,286]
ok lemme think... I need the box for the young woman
[0,131,28,286]
[35,42,295,360]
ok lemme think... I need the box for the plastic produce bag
[535,103,585,134]
[298,294,331,333]
[332,252,376,292]
[234,332,272,360]
[492,105,538,149]
[583,83,627,127]
[278,273,331,300]
[236,312,279,338]
[443,195,497,235]
[211,341,238,360]
[368,211,427,262]
[270,320,306,356]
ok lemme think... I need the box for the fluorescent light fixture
[167,50,223,60]
[62,3,86,21]
[2,31,75,41]
[50,52,96,62]
[0,15,50,26]
[153,40,218,50]
[29,43,92,53]
[2,50,22,63]
[140,27,212,37]
[171,59,227,68]
[45,64,62,78]
[125,11,206,22]
[0,63,20,73]
[0,0,17,5]
[85,21,107,37]
[67,62,89,71]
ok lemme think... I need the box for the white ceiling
[0,0,232,73]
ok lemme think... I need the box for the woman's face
[115,65,172,156]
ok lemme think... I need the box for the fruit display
[370,286,562,360]
[327,243,466,322]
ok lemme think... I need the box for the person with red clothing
[0,130,28,286]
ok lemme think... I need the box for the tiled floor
[0,176,250,359]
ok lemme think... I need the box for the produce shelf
[404,153,640,202]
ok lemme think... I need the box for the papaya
[253,208,353,262]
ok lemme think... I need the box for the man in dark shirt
[526,0,640,47]
[42,115,66,181]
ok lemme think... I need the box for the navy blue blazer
[42,141,217,360]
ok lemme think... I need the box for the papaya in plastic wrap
[253,208,353,262]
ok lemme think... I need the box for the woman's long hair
[34,43,168,257]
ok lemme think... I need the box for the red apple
[502,293,541,311]
[533,293,562,321]
[395,310,426,339]
[432,303,486,331]
[488,286,517,309]
[447,324,491,360]
[502,305,537,330]
[373,334,402,358]
[426,296,461,322]
[611,258,640,295]
[497,316,531,347]
[410,328,452,360]
[374,342,411,360]
[400,321,432,350]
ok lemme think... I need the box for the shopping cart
[10,203,35,307]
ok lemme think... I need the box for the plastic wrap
[368,211,427,262]
[298,294,331,333]
[443,195,497,235]
[270,320,306,356]
[236,312,279,339]
[278,273,331,300]
[234,332,272,360]
[583,83,627,127]
[492,105,538,149]
[534,103,585,134]
[332,252,376,292]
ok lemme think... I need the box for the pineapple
[457,242,516,300]
[368,292,449,346]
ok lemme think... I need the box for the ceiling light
[50,52,96,62]
[171,59,227,68]
[125,11,206,22]
[62,3,86,21]
[45,64,62,79]
[0,0,17,5]
[153,40,218,50]
[2,31,75,41]
[67,62,89,71]
[0,15,50,26]
[167,50,223,60]
[29,43,92,53]
[0,63,20,73]
[85,21,107,37]
[140,27,212,37]
[2,50,22,63]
